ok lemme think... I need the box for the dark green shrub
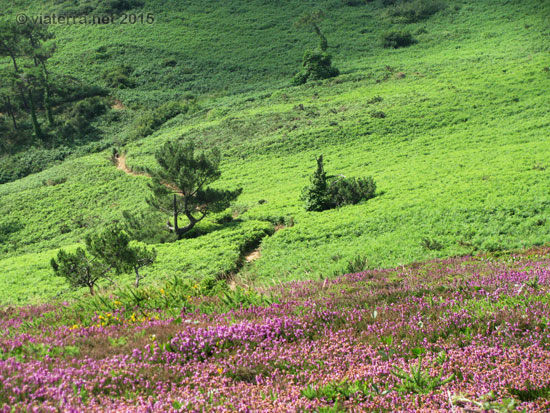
[102,65,135,89]
[293,50,339,85]
[342,0,366,5]
[0,147,71,184]
[162,58,178,67]
[42,177,67,186]
[57,96,108,143]
[302,156,377,211]
[128,100,194,140]
[421,237,444,251]
[386,0,446,23]
[0,221,23,243]
[382,30,417,48]
[129,102,194,139]
[95,0,144,14]
[380,0,399,6]
[55,0,143,16]
[329,176,377,207]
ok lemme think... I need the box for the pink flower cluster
[1,252,550,411]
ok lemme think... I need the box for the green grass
[0,220,272,305]
[0,0,549,304]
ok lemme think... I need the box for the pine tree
[86,224,156,288]
[301,155,333,211]
[146,139,242,239]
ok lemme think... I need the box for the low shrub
[102,65,135,89]
[0,221,23,243]
[128,100,194,140]
[329,176,377,207]
[57,96,108,143]
[0,147,71,184]
[386,0,446,23]
[302,156,377,211]
[421,237,444,251]
[54,0,144,17]
[293,50,339,85]
[382,30,417,48]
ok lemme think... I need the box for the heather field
[2,249,550,411]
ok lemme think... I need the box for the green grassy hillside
[1,0,549,305]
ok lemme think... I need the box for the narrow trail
[114,153,285,269]
[242,225,285,263]
[115,154,147,177]
[245,250,261,262]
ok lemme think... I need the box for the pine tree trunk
[313,24,328,51]
[173,194,179,234]
[18,86,29,110]
[44,85,54,126]
[6,96,17,129]
[28,89,43,140]
[175,211,199,239]
[41,63,54,126]
[8,51,18,72]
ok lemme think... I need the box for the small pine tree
[86,224,156,287]
[301,155,333,211]
[51,225,157,294]
[51,248,110,295]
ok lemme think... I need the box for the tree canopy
[147,139,242,239]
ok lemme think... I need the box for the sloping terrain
[0,0,549,304]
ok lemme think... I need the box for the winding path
[114,153,282,263]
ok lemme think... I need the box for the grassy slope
[1,0,549,304]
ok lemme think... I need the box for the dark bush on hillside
[386,0,446,23]
[0,221,23,243]
[57,96,108,143]
[129,100,194,140]
[293,50,339,85]
[421,237,444,251]
[102,65,135,89]
[0,147,71,184]
[382,30,417,48]
[51,82,109,106]
[55,0,143,17]
[342,0,368,6]
[329,176,377,207]
[95,0,144,14]
[302,156,377,212]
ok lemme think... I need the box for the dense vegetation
[1,0,549,410]
[0,0,549,305]
[0,20,114,183]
